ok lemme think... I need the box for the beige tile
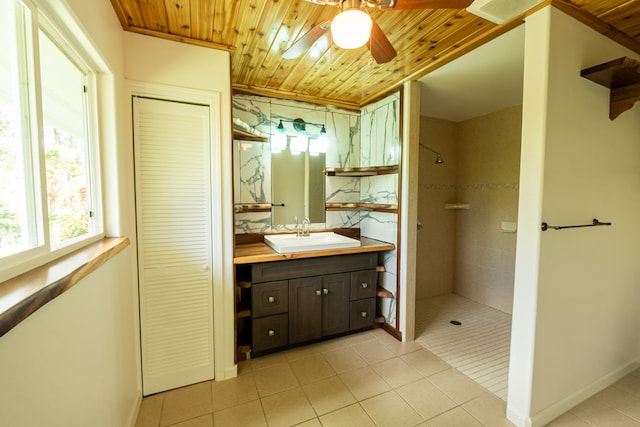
[360,390,423,427]
[250,352,288,371]
[461,392,515,427]
[371,357,422,388]
[323,347,368,374]
[545,412,594,426]
[570,397,640,426]
[319,403,376,427]
[339,366,391,401]
[168,414,213,427]
[211,373,258,412]
[594,385,640,421]
[402,349,451,377]
[377,334,424,355]
[351,339,396,365]
[261,387,316,427]
[615,375,640,398]
[135,394,164,427]
[237,360,252,375]
[428,368,486,405]
[290,354,336,385]
[341,329,378,345]
[427,407,484,427]
[303,376,357,416]
[161,381,212,426]
[294,419,322,426]
[253,362,299,397]
[283,345,318,362]
[213,399,266,427]
[397,378,457,420]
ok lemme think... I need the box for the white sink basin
[264,232,361,254]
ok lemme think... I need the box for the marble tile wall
[233,94,359,233]
[359,93,400,325]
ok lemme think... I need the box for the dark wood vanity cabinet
[246,253,378,355]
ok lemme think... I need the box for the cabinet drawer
[350,270,377,300]
[252,281,288,318]
[252,314,288,353]
[251,253,377,283]
[350,298,376,330]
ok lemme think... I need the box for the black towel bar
[541,218,612,231]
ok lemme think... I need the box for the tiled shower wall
[418,105,522,314]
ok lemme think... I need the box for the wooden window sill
[0,237,130,338]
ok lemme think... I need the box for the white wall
[508,6,640,427]
[0,1,142,426]
[123,32,237,381]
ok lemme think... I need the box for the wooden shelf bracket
[581,56,640,120]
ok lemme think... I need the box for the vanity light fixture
[272,118,328,156]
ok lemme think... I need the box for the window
[0,0,102,281]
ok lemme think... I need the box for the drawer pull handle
[268,329,275,337]
[268,296,275,303]
[361,282,368,288]
[323,288,329,295]
[360,311,368,318]
[315,290,322,296]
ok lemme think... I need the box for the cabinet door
[321,273,350,337]
[289,277,322,344]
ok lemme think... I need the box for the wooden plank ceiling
[109,0,640,110]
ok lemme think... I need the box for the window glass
[39,29,91,245]
[0,0,33,256]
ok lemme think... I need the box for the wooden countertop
[234,236,395,264]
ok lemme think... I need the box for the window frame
[0,0,104,283]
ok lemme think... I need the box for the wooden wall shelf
[324,165,399,176]
[234,204,272,213]
[325,203,398,213]
[581,57,640,120]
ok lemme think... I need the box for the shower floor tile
[415,294,512,400]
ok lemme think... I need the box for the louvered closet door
[133,96,214,395]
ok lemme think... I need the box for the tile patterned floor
[135,295,640,427]
[414,294,512,400]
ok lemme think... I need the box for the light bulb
[331,9,372,49]
[271,120,287,153]
[290,133,308,155]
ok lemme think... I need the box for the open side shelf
[326,203,398,213]
[324,165,399,176]
[581,56,640,120]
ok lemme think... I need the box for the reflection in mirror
[272,151,325,225]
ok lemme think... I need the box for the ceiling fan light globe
[331,9,372,49]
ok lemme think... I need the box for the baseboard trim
[529,361,640,427]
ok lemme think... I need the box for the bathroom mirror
[271,150,325,225]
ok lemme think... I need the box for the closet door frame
[128,81,235,391]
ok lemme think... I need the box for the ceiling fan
[282,0,474,64]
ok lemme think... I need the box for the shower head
[420,143,444,165]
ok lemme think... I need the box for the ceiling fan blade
[377,0,473,10]
[283,20,331,59]
[368,19,397,64]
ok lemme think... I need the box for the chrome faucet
[301,217,310,237]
